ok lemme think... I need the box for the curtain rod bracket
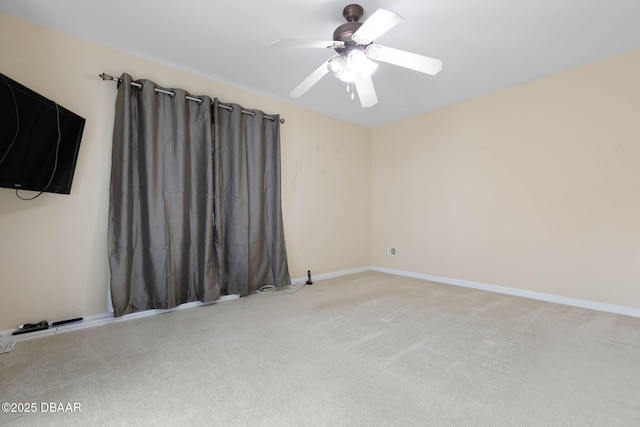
[99,73,119,82]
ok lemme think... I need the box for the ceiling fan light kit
[271,4,442,108]
[327,52,378,83]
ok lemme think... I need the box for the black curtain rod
[99,73,284,124]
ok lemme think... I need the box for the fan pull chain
[347,83,355,100]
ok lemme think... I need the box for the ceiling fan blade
[354,76,378,108]
[271,39,345,49]
[367,44,442,75]
[352,9,403,44]
[289,60,331,98]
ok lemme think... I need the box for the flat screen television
[0,72,85,195]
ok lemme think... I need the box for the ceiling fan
[271,4,442,108]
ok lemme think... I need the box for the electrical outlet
[391,248,396,255]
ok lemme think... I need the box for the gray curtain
[213,99,291,295]
[108,74,219,317]
[109,75,291,317]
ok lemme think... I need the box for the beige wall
[0,14,371,330]
[372,50,640,308]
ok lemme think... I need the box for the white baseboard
[371,266,640,318]
[3,265,638,352]
[0,295,240,347]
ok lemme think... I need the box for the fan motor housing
[333,22,362,44]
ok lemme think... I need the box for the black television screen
[0,72,85,195]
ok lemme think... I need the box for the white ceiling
[2,0,640,128]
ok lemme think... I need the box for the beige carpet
[1,271,639,426]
